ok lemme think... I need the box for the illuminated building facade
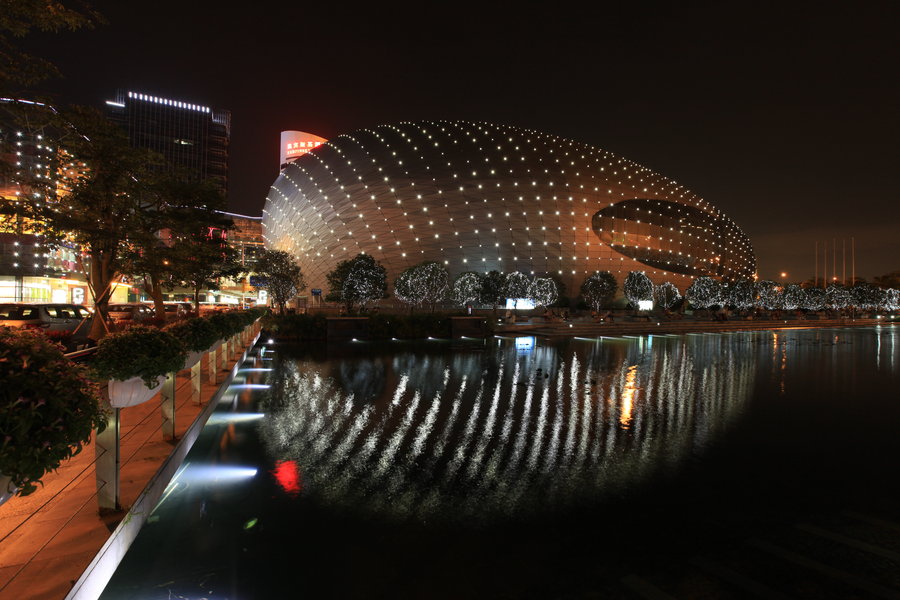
[105,90,231,195]
[223,212,264,268]
[262,121,756,296]
[0,99,88,303]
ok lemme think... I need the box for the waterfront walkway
[0,339,256,600]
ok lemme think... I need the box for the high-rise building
[104,90,230,195]
[0,99,88,303]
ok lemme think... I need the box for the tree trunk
[143,273,166,319]
[88,251,115,342]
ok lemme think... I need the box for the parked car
[105,303,154,325]
[0,303,95,346]
[162,302,191,320]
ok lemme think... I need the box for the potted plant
[0,327,107,502]
[91,325,186,408]
[163,317,219,369]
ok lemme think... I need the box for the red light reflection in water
[271,460,302,496]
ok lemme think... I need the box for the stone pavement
[0,338,256,600]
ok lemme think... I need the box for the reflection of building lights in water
[271,460,302,496]
[207,412,265,425]
[620,364,638,429]
[515,336,535,352]
[175,465,258,485]
[259,334,757,519]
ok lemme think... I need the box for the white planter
[0,474,16,507]
[108,375,166,408]
[183,351,202,370]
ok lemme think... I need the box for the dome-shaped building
[262,121,756,297]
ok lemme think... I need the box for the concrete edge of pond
[64,333,262,600]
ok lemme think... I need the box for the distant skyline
[20,1,899,281]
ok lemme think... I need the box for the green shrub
[0,327,107,496]
[163,317,219,353]
[91,325,186,387]
[206,312,235,339]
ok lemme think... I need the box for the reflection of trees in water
[259,334,757,521]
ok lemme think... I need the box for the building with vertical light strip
[262,120,756,296]
[105,90,230,195]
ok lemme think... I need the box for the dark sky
[23,1,900,281]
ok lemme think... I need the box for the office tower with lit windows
[104,90,231,195]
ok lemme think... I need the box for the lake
[99,326,900,599]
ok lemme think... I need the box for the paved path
[0,341,254,600]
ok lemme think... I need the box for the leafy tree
[623,271,653,308]
[341,253,387,311]
[167,213,244,311]
[685,276,722,310]
[122,177,227,318]
[872,271,900,289]
[26,105,162,340]
[503,271,531,312]
[1,0,100,93]
[254,249,306,315]
[527,277,558,309]
[580,271,617,311]
[479,270,506,315]
[394,261,449,313]
[653,281,681,310]
[325,258,353,303]
[450,271,482,307]
[754,280,781,310]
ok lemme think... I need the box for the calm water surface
[99,326,900,599]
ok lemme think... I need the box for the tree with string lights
[883,288,899,311]
[726,279,755,310]
[450,271,482,307]
[802,286,826,312]
[781,284,804,311]
[339,253,387,312]
[527,277,558,309]
[503,271,531,312]
[686,276,722,310]
[754,280,781,311]
[851,283,883,311]
[394,261,449,313]
[653,281,681,310]
[623,271,653,309]
[580,271,617,312]
[825,284,851,311]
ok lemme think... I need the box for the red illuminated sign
[280,131,327,167]
[285,140,323,159]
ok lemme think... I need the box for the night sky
[22,1,899,281]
